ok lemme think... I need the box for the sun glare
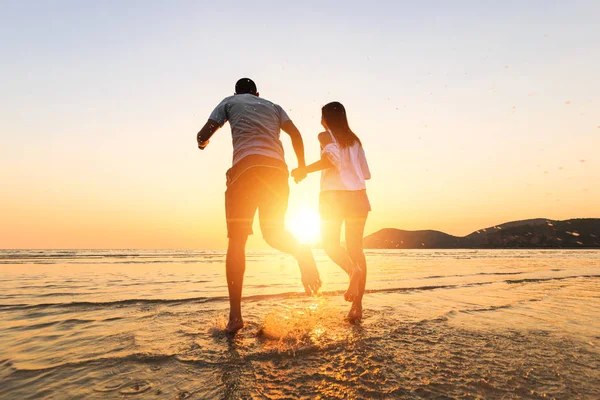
[288,208,321,244]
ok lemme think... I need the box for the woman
[292,101,371,322]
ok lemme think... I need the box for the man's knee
[263,227,300,254]
[262,228,281,248]
[228,234,248,250]
[322,239,339,258]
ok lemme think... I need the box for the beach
[1,249,599,399]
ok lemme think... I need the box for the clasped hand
[291,167,308,183]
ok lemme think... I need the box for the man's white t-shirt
[209,94,290,166]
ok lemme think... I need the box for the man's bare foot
[298,246,321,295]
[347,303,362,323]
[226,317,244,334]
[345,267,362,303]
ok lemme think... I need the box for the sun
[288,207,321,244]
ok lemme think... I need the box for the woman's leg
[321,215,363,302]
[321,191,362,301]
[345,214,368,321]
[321,216,353,275]
[320,191,353,274]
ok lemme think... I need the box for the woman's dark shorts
[319,190,371,222]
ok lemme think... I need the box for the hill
[363,218,600,249]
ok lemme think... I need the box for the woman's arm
[305,157,333,174]
[307,131,339,173]
[291,132,335,182]
[359,146,371,180]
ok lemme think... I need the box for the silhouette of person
[197,78,321,333]
[292,102,371,322]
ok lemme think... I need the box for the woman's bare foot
[344,289,354,302]
[298,247,322,295]
[226,317,244,334]
[346,303,362,323]
[344,267,362,303]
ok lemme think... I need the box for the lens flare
[288,207,321,244]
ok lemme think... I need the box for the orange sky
[1,2,599,249]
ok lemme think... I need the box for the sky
[1,0,599,249]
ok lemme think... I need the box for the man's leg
[226,233,248,333]
[261,227,300,255]
[258,169,321,295]
[224,171,257,333]
[261,226,321,295]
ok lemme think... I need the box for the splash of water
[257,299,341,353]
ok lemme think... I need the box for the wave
[0,296,218,312]
[36,292,85,297]
[6,318,96,332]
[3,354,192,375]
[0,259,223,265]
[12,284,88,290]
[421,271,526,280]
[1,274,597,313]
[3,332,361,375]
[505,274,600,284]
[3,340,343,376]
[0,250,226,265]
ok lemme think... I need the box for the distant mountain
[363,218,600,249]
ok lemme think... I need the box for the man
[196,78,321,333]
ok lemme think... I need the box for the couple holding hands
[197,78,371,333]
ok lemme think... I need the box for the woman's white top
[320,130,371,191]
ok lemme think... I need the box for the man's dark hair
[235,78,258,95]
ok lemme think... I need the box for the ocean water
[0,249,599,399]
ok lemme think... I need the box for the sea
[0,249,599,399]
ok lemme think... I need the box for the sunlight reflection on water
[0,250,599,398]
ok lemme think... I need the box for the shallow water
[0,249,599,399]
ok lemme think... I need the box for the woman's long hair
[322,102,362,148]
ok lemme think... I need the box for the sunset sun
[2,1,600,398]
[288,207,321,244]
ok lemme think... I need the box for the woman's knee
[347,246,365,264]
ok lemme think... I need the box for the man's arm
[290,154,333,182]
[290,131,334,182]
[281,120,306,168]
[196,119,220,149]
